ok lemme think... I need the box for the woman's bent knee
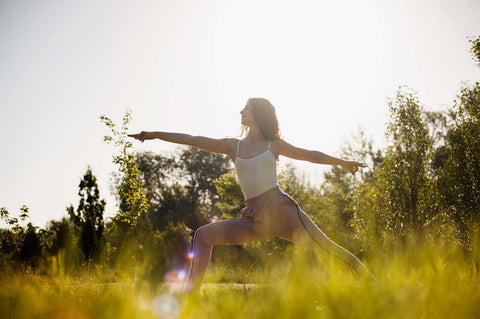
[194,226,213,246]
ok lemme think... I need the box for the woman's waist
[244,185,284,206]
[238,176,278,198]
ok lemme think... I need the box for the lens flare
[177,269,187,280]
[181,249,195,261]
[151,293,181,318]
[164,268,188,283]
[163,267,189,293]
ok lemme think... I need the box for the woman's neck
[245,126,266,142]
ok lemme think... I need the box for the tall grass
[1,234,479,319]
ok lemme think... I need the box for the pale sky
[1,0,479,229]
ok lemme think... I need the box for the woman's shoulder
[219,137,240,152]
[270,137,286,158]
[271,137,287,146]
[221,137,241,144]
[213,137,238,160]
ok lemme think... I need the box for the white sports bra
[234,139,279,200]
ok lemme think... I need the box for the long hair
[239,98,281,140]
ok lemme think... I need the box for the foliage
[2,36,480,318]
[436,81,480,263]
[0,206,40,273]
[133,148,233,277]
[135,148,231,230]
[18,222,42,269]
[66,166,106,264]
[42,217,83,276]
[177,146,232,224]
[468,35,480,68]
[135,151,179,208]
[147,220,192,282]
[178,147,231,204]
[352,87,435,250]
[100,110,149,230]
[1,236,479,319]
[213,172,244,219]
[338,127,385,185]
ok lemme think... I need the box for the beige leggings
[184,186,372,292]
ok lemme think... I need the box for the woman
[128,97,375,293]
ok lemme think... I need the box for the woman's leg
[279,199,375,280]
[184,217,271,293]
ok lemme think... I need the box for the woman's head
[240,98,280,140]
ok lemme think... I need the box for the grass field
[1,238,479,319]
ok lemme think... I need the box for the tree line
[1,36,479,281]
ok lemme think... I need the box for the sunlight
[2,1,480,317]
[209,0,386,137]
[151,293,182,318]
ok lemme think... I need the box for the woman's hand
[341,160,367,175]
[128,131,155,143]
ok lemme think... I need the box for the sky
[1,0,479,229]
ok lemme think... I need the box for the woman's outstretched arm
[128,131,235,158]
[275,138,366,175]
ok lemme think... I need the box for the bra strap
[236,139,241,156]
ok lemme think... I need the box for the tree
[178,146,231,204]
[43,217,81,275]
[135,147,232,231]
[135,151,191,231]
[100,110,149,231]
[178,146,232,226]
[18,223,42,270]
[213,172,244,219]
[437,82,480,252]
[424,110,449,173]
[133,147,234,278]
[432,36,480,266]
[67,166,106,264]
[135,151,178,210]
[340,127,385,185]
[45,218,72,256]
[468,35,480,68]
[352,87,435,250]
[0,205,40,272]
[1,207,24,272]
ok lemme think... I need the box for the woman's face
[240,101,255,127]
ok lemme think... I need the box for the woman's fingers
[348,161,367,175]
[127,132,145,142]
[128,133,140,140]
[351,165,358,174]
